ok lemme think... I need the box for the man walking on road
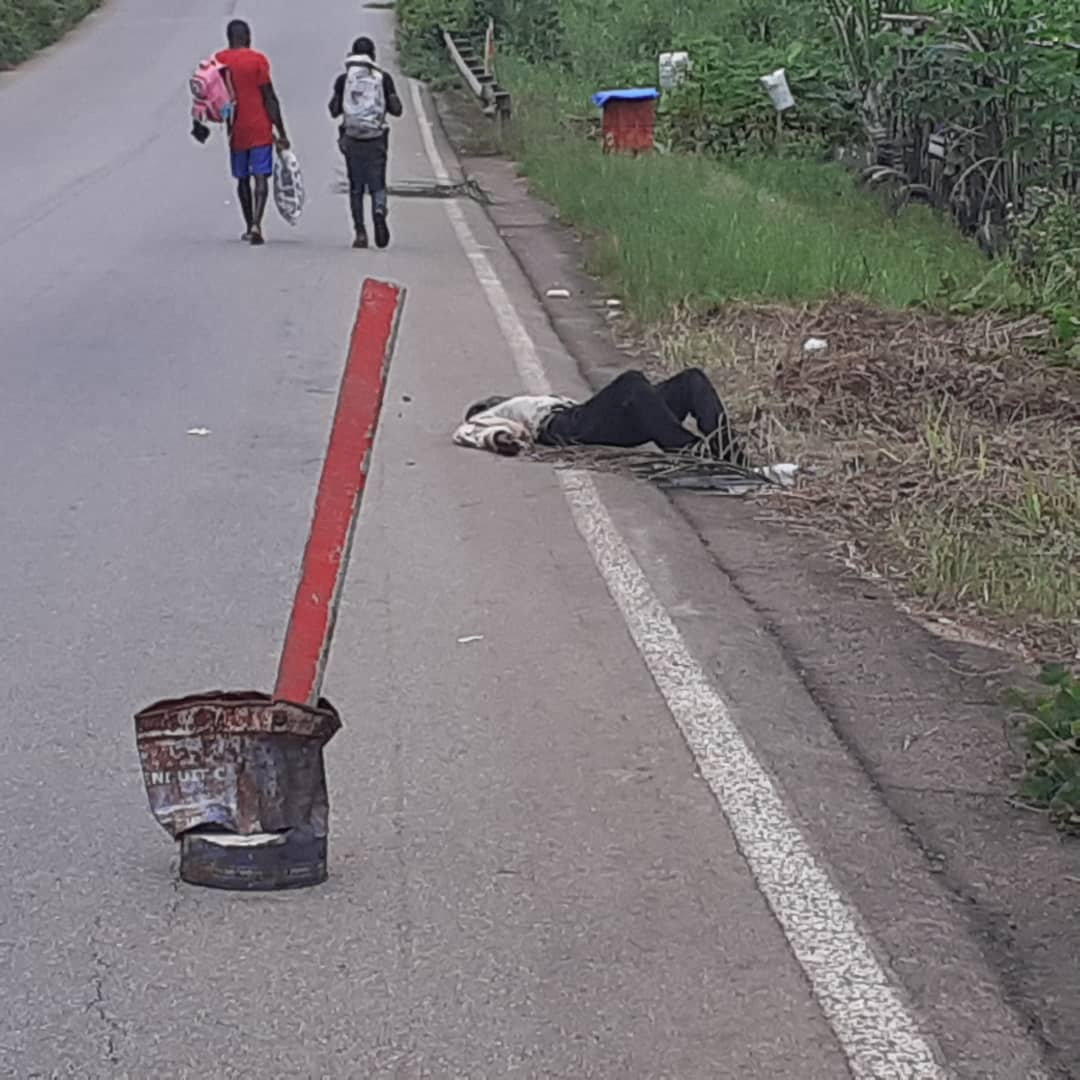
[216,19,289,245]
[329,37,403,249]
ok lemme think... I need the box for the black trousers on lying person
[539,369,744,463]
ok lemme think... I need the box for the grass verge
[0,0,101,69]
[500,58,1014,321]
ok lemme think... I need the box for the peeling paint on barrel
[134,691,341,840]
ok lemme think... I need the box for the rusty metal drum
[134,691,341,890]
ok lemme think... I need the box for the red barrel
[592,88,660,155]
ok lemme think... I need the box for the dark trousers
[341,135,388,232]
[540,369,743,462]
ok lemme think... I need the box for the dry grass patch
[637,301,1080,661]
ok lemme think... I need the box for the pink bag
[190,57,234,125]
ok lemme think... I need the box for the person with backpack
[213,19,289,245]
[328,37,403,249]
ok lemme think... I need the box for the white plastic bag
[760,68,795,112]
[273,147,305,226]
[658,51,691,91]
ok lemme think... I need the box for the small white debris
[186,427,212,436]
[199,832,281,848]
[754,463,800,487]
[803,337,828,353]
[457,634,484,644]
[659,51,691,91]
[760,68,796,111]
[545,288,571,299]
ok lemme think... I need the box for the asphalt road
[0,2,1053,1078]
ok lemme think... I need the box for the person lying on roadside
[453,368,746,462]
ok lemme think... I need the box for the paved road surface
[0,2,1051,1078]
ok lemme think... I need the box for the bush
[399,0,1079,256]
[395,0,478,79]
[656,36,861,158]
[0,0,101,68]
[396,0,568,76]
[1009,189,1080,346]
[1008,666,1080,834]
[502,58,1001,318]
[864,0,1080,239]
[478,0,567,65]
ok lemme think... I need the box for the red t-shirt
[216,47,273,150]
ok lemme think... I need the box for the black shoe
[373,211,390,249]
[352,230,369,249]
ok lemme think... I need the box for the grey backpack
[342,61,386,139]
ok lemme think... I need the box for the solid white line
[410,79,948,1080]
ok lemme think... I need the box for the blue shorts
[230,145,273,179]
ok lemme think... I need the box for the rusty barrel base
[179,830,328,891]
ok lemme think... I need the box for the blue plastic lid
[591,88,660,108]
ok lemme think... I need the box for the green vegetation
[891,413,1080,628]
[397,0,474,79]
[0,0,101,68]
[1008,666,1080,834]
[505,57,1009,319]
[400,0,1079,314]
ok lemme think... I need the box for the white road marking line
[410,79,948,1080]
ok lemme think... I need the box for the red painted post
[274,278,406,707]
